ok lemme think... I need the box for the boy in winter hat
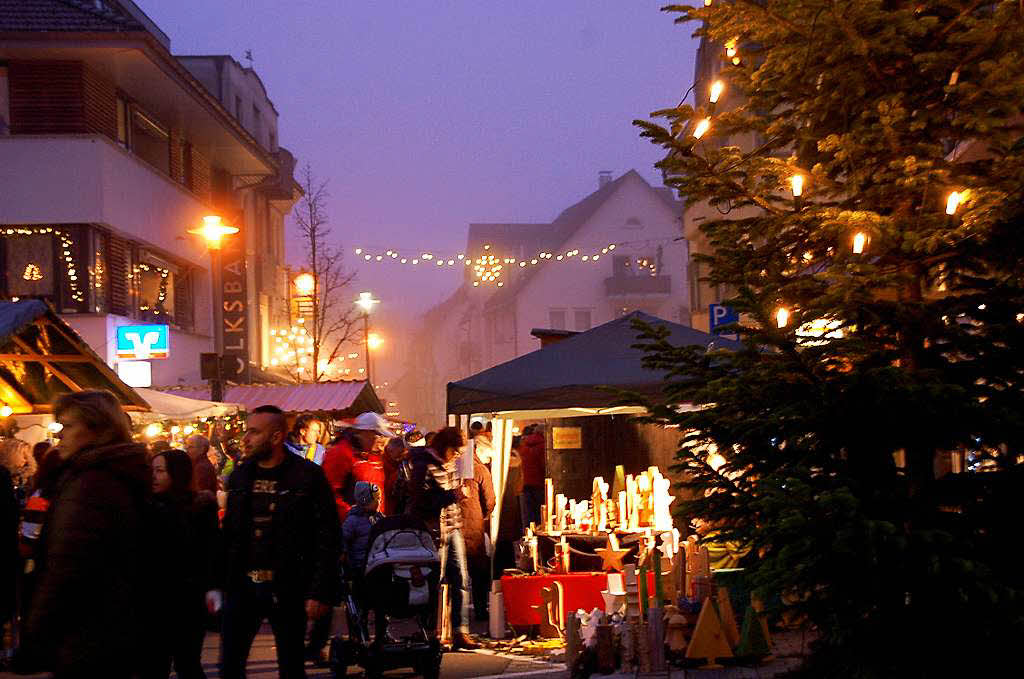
[342,481,387,643]
[342,481,384,575]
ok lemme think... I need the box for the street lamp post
[355,291,378,385]
[190,215,238,402]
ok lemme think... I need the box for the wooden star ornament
[595,533,631,572]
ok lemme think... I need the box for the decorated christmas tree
[634,1,1024,674]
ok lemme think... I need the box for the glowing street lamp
[367,332,384,351]
[294,272,315,296]
[188,215,238,250]
[354,292,379,383]
[188,215,237,401]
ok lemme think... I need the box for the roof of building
[480,170,681,309]
[0,300,150,413]
[0,0,144,34]
[447,310,738,414]
[159,380,384,415]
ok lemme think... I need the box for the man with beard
[218,405,340,679]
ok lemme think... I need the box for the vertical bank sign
[221,224,250,382]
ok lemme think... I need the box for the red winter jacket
[520,432,546,487]
[323,438,356,522]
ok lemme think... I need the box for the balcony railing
[604,275,671,297]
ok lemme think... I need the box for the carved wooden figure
[533,581,565,639]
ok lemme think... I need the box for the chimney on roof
[598,170,613,188]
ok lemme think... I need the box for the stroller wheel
[328,637,349,677]
[419,652,443,679]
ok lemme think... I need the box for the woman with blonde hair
[0,437,35,492]
[16,390,151,678]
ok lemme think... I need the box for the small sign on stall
[552,426,582,450]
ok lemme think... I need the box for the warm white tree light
[790,174,804,197]
[709,80,725,104]
[852,231,867,254]
[946,191,962,215]
[776,307,790,328]
[693,117,711,139]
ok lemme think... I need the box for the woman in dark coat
[459,449,496,621]
[149,449,220,679]
[18,390,152,679]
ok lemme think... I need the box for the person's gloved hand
[206,589,223,614]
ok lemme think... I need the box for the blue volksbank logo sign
[116,324,170,360]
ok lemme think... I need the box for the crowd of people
[0,389,547,679]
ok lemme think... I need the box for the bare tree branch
[287,163,361,382]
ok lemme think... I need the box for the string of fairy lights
[680,17,971,331]
[353,238,678,287]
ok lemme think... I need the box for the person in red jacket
[518,424,546,530]
[322,412,392,524]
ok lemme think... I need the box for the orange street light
[188,215,238,250]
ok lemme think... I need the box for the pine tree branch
[827,0,885,82]
[735,0,812,39]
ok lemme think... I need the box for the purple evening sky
[137,0,697,318]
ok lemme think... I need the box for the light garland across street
[351,237,680,286]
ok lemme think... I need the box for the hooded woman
[18,390,152,678]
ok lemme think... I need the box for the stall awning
[131,387,241,423]
[0,300,149,414]
[447,311,739,416]
[159,380,383,415]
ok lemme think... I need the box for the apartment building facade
[0,0,300,386]
[397,170,689,429]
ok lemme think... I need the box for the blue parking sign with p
[709,304,739,338]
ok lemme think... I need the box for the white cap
[352,411,391,437]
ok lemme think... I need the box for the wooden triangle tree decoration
[715,587,741,648]
[736,604,773,659]
[685,596,733,669]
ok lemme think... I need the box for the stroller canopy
[364,515,440,575]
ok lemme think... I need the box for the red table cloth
[500,571,656,626]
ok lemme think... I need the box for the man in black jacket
[219,405,340,679]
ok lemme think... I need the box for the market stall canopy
[131,387,241,423]
[159,380,383,415]
[447,311,740,416]
[0,300,149,414]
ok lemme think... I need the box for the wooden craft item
[716,586,741,648]
[636,621,652,673]
[595,532,630,572]
[652,474,675,531]
[617,491,627,530]
[623,564,641,622]
[596,623,616,674]
[620,620,637,673]
[555,493,566,531]
[592,477,609,534]
[580,608,602,647]
[600,589,625,616]
[665,612,688,654]
[612,464,625,497]
[736,604,773,660]
[751,593,773,646]
[685,596,733,669]
[532,581,565,639]
[637,562,649,616]
[564,610,582,667]
[647,606,666,671]
[554,536,570,573]
[652,548,664,604]
[544,478,554,530]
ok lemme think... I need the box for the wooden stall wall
[523,415,696,520]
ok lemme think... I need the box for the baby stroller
[329,515,443,679]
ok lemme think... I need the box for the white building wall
[509,174,688,355]
[64,314,212,387]
[0,134,217,383]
